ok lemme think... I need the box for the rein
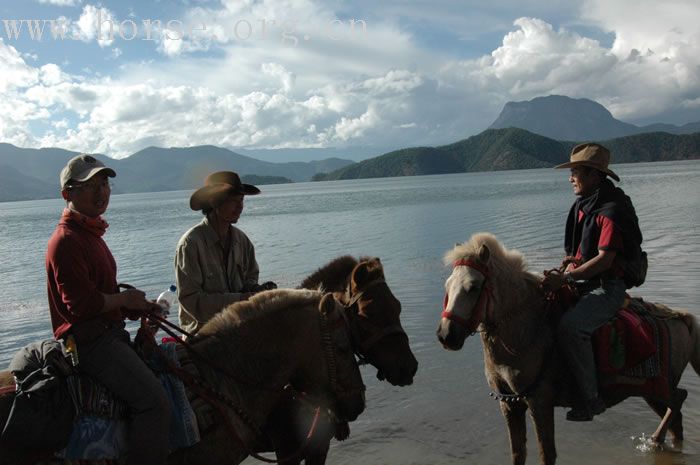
[442,259,495,334]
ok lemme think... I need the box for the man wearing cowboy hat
[175,171,275,334]
[542,143,644,422]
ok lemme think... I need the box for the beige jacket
[175,216,259,334]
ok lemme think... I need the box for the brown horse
[436,232,700,465]
[0,289,366,465]
[262,256,418,465]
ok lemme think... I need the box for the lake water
[1,160,698,465]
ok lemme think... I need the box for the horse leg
[527,400,557,465]
[500,400,528,465]
[303,445,330,465]
[645,388,687,445]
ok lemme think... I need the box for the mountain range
[0,144,353,202]
[3,94,700,201]
[313,128,700,180]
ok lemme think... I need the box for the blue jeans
[557,278,627,401]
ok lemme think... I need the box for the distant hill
[241,174,293,185]
[0,164,58,201]
[314,128,700,180]
[489,95,700,140]
[0,143,354,202]
[236,146,392,163]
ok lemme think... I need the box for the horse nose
[437,324,447,343]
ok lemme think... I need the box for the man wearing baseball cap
[175,170,276,335]
[46,154,170,464]
[542,143,645,421]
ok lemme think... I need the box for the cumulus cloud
[261,63,295,93]
[2,0,700,156]
[578,0,700,119]
[74,4,118,47]
[0,40,39,92]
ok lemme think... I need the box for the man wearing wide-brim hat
[542,142,646,421]
[175,171,275,334]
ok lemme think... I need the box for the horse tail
[685,312,700,376]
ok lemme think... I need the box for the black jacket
[564,179,643,276]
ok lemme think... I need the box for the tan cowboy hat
[554,143,620,182]
[189,171,260,211]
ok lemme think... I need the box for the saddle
[550,287,675,401]
[1,338,201,460]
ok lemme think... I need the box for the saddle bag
[623,250,648,289]
[1,340,75,450]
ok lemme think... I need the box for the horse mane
[299,255,359,291]
[199,288,322,336]
[445,232,541,309]
[193,289,324,385]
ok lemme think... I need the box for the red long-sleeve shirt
[46,215,121,339]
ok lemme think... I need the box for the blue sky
[1,0,699,158]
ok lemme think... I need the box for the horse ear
[352,262,370,287]
[319,292,338,317]
[353,259,383,289]
[478,244,490,263]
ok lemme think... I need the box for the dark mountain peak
[489,94,700,141]
[489,95,636,141]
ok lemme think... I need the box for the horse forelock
[445,233,532,294]
[198,288,323,337]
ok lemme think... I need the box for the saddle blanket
[593,297,673,402]
[58,342,200,460]
[592,302,656,375]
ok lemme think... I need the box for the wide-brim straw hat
[554,142,620,182]
[189,171,260,211]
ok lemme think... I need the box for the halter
[441,259,494,334]
[340,277,408,362]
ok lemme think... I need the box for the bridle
[441,259,494,335]
[318,303,366,403]
[339,277,408,363]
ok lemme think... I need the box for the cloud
[38,0,81,6]
[0,40,39,92]
[3,1,700,156]
[261,63,295,93]
[74,4,118,47]
[581,0,699,56]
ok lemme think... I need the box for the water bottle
[156,284,177,315]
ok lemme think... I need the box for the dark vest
[564,179,643,276]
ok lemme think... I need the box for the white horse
[436,232,700,465]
